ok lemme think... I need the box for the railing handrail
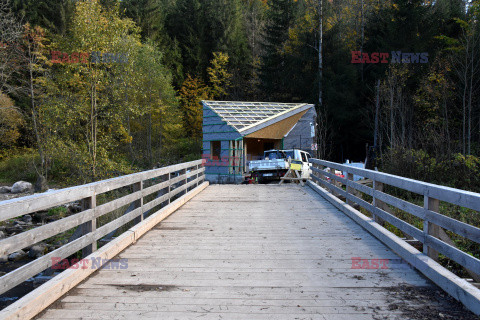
[309,158,480,277]
[308,157,480,317]
[310,159,480,211]
[0,159,203,222]
[0,159,205,296]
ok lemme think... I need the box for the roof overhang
[240,104,314,136]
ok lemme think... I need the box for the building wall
[283,107,316,154]
[202,105,243,184]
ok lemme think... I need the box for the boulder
[28,243,47,258]
[0,231,5,239]
[0,255,8,263]
[11,181,33,194]
[8,250,26,261]
[0,186,11,193]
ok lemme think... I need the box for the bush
[0,148,38,183]
[381,147,480,192]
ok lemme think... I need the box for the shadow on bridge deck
[35,185,477,320]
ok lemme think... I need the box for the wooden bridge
[1,159,480,319]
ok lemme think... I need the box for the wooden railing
[0,160,205,296]
[309,158,480,281]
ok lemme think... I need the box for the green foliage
[0,93,24,148]
[381,147,480,192]
[47,206,67,218]
[2,0,480,188]
[12,0,74,35]
[260,0,297,101]
[178,75,210,139]
[0,149,37,183]
[207,52,232,99]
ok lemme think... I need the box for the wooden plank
[374,189,425,219]
[310,159,480,211]
[81,195,96,257]
[437,228,480,282]
[308,180,480,316]
[0,208,94,256]
[0,230,97,295]
[311,166,347,185]
[0,181,209,320]
[0,186,94,222]
[94,190,142,219]
[0,175,205,297]
[344,193,425,242]
[346,173,354,205]
[311,174,347,198]
[0,160,203,222]
[425,209,480,244]
[425,234,480,275]
[32,183,463,320]
[424,196,440,260]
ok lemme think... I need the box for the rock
[11,181,33,194]
[0,186,11,193]
[21,215,32,223]
[34,175,48,192]
[8,250,26,261]
[28,243,47,258]
[0,255,8,263]
[0,231,5,239]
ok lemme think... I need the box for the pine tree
[260,0,296,101]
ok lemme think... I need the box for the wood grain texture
[0,182,208,320]
[30,184,459,320]
[308,180,480,316]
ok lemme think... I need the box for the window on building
[211,141,221,160]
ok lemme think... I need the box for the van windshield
[264,151,284,160]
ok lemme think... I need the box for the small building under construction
[202,101,316,184]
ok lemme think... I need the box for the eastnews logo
[351,51,428,64]
[51,51,128,64]
[52,257,128,270]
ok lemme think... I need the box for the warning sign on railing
[311,143,318,151]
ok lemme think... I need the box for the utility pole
[318,0,323,109]
[374,79,380,148]
[316,0,323,159]
[360,0,365,83]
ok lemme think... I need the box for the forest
[0,0,480,191]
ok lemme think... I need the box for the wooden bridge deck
[35,185,459,320]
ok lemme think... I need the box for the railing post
[346,171,354,205]
[81,194,96,257]
[133,180,143,224]
[184,168,188,194]
[372,180,385,226]
[329,167,338,196]
[167,172,172,204]
[423,195,440,261]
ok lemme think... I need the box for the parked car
[249,149,312,183]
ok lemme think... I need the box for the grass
[47,207,68,218]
